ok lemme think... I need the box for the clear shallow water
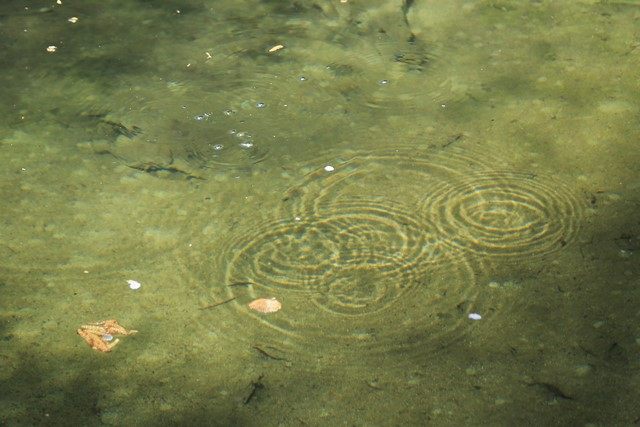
[1,0,639,425]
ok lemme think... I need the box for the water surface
[1,0,639,425]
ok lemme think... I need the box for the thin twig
[199,297,236,310]
[228,282,256,287]
[252,345,288,361]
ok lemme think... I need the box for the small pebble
[324,165,335,172]
[593,320,605,329]
[127,279,141,290]
[575,364,592,377]
[468,312,482,320]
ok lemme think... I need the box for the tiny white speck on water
[324,165,335,172]
[127,279,141,290]
[294,216,301,221]
[468,313,482,320]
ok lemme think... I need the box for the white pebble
[127,279,141,290]
[468,312,482,320]
[324,165,335,172]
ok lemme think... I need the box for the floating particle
[468,313,482,320]
[324,165,335,172]
[127,279,141,290]
[268,44,284,53]
[46,45,57,53]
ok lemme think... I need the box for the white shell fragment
[268,44,284,53]
[127,279,142,290]
[468,313,482,320]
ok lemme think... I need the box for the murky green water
[1,0,639,425]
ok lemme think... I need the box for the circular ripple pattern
[422,171,584,258]
[196,147,583,368]
[221,247,484,366]
[181,123,270,169]
[226,200,445,315]
[281,145,493,220]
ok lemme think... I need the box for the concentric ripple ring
[280,146,492,220]
[422,171,584,258]
[225,199,446,315]
[221,241,483,366]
